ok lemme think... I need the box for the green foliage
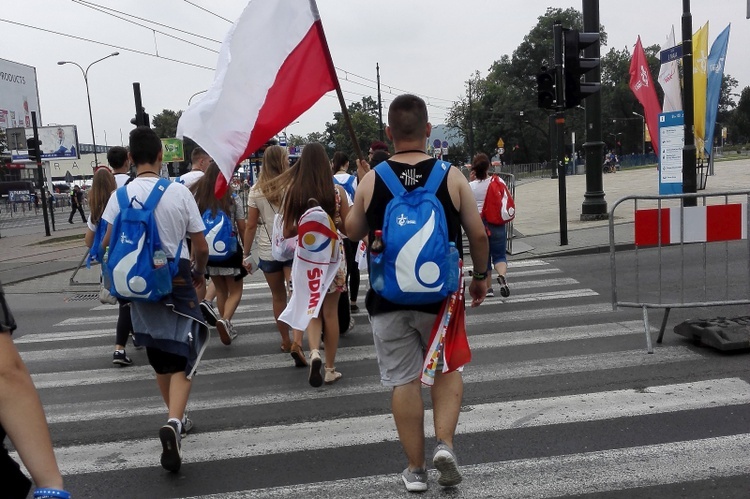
[729,87,750,144]
[324,96,383,159]
[152,109,182,139]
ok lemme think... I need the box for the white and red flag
[629,36,662,155]
[177,0,338,195]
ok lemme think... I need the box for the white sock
[167,417,182,435]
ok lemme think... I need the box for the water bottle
[369,230,386,293]
[445,242,460,293]
[102,245,112,290]
[153,249,167,269]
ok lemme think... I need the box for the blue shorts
[486,222,507,266]
[258,257,293,274]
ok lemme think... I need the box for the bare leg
[392,379,425,470]
[222,277,244,321]
[0,334,64,489]
[213,276,229,318]
[155,372,191,421]
[430,370,463,448]
[264,270,292,348]
[321,291,340,369]
[306,317,322,352]
[204,279,216,302]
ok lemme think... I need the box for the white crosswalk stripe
[11,258,748,497]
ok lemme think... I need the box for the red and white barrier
[634,203,748,246]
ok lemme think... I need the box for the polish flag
[177,0,337,194]
[629,36,662,155]
[634,204,748,246]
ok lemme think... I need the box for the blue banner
[704,24,731,156]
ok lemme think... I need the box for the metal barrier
[609,191,750,353]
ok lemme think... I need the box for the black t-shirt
[364,158,462,316]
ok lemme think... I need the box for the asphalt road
[6,251,750,498]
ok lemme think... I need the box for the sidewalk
[3,158,750,293]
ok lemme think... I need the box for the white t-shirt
[178,170,204,188]
[247,186,280,261]
[469,178,491,212]
[102,177,205,260]
[333,173,357,205]
[113,173,131,188]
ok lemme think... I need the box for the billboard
[10,125,80,161]
[161,138,184,162]
[0,58,41,130]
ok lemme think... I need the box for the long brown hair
[191,162,233,214]
[282,142,336,233]
[255,145,288,207]
[89,168,116,223]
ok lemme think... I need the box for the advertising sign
[658,111,684,195]
[0,58,41,131]
[10,125,80,161]
[161,138,184,162]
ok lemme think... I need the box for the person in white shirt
[107,146,132,188]
[178,147,211,188]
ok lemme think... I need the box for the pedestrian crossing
[11,258,750,497]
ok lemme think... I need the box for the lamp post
[188,89,207,105]
[58,52,119,170]
[632,111,645,155]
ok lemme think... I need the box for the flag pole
[315,21,364,162]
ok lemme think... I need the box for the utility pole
[467,80,474,159]
[580,0,607,221]
[681,0,697,205]
[553,22,568,245]
[31,112,51,237]
[376,63,384,142]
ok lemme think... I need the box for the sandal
[290,343,308,368]
[324,367,342,384]
[280,340,292,353]
[308,350,323,387]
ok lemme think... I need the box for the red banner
[629,36,662,155]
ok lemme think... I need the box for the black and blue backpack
[372,160,458,305]
[103,178,182,302]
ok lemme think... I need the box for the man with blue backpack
[346,94,489,493]
[101,126,209,473]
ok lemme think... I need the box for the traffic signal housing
[130,107,150,127]
[563,29,601,109]
[536,68,556,110]
[26,137,41,162]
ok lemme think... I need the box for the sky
[1,0,747,148]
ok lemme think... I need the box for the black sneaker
[497,275,510,297]
[159,421,182,472]
[200,300,220,327]
[113,350,133,366]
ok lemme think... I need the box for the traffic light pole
[580,0,607,220]
[553,22,568,246]
[31,112,51,237]
[681,0,697,206]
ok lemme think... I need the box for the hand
[356,159,370,180]
[468,278,487,307]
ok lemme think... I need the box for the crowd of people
[4,93,523,495]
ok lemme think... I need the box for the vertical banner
[704,24,731,157]
[658,111,684,195]
[658,26,683,112]
[629,36,662,155]
[692,22,709,158]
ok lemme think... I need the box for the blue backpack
[333,175,356,202]
[372,160,457,305]
[86,219,108,268]
[103,178,182,302]
[202,206,238,262]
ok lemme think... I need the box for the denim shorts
[258,257,293,274]
[487,222,507,266]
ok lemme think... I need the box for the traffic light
[26,137,41,162]
[563,29,601,109]
[536,68,556,110]
[130,107,150,127]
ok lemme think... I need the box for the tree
[324,96,381,158]
[152,109,182,138]
[729,86,750,145]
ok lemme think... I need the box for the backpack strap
[115,185,130,210]
[143,178,171,211]
[424,160,451,194]
[344,175,355,190]
[374,161,406,197]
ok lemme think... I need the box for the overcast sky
[1,0,747,147]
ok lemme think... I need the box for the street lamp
[188,89,207,105]
[632,111,645,155]
[57,52,119,169]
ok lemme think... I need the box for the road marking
[508,259,549,268]
[196,433,750,498]
[36,378,749,475]
[41,346,700,421]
